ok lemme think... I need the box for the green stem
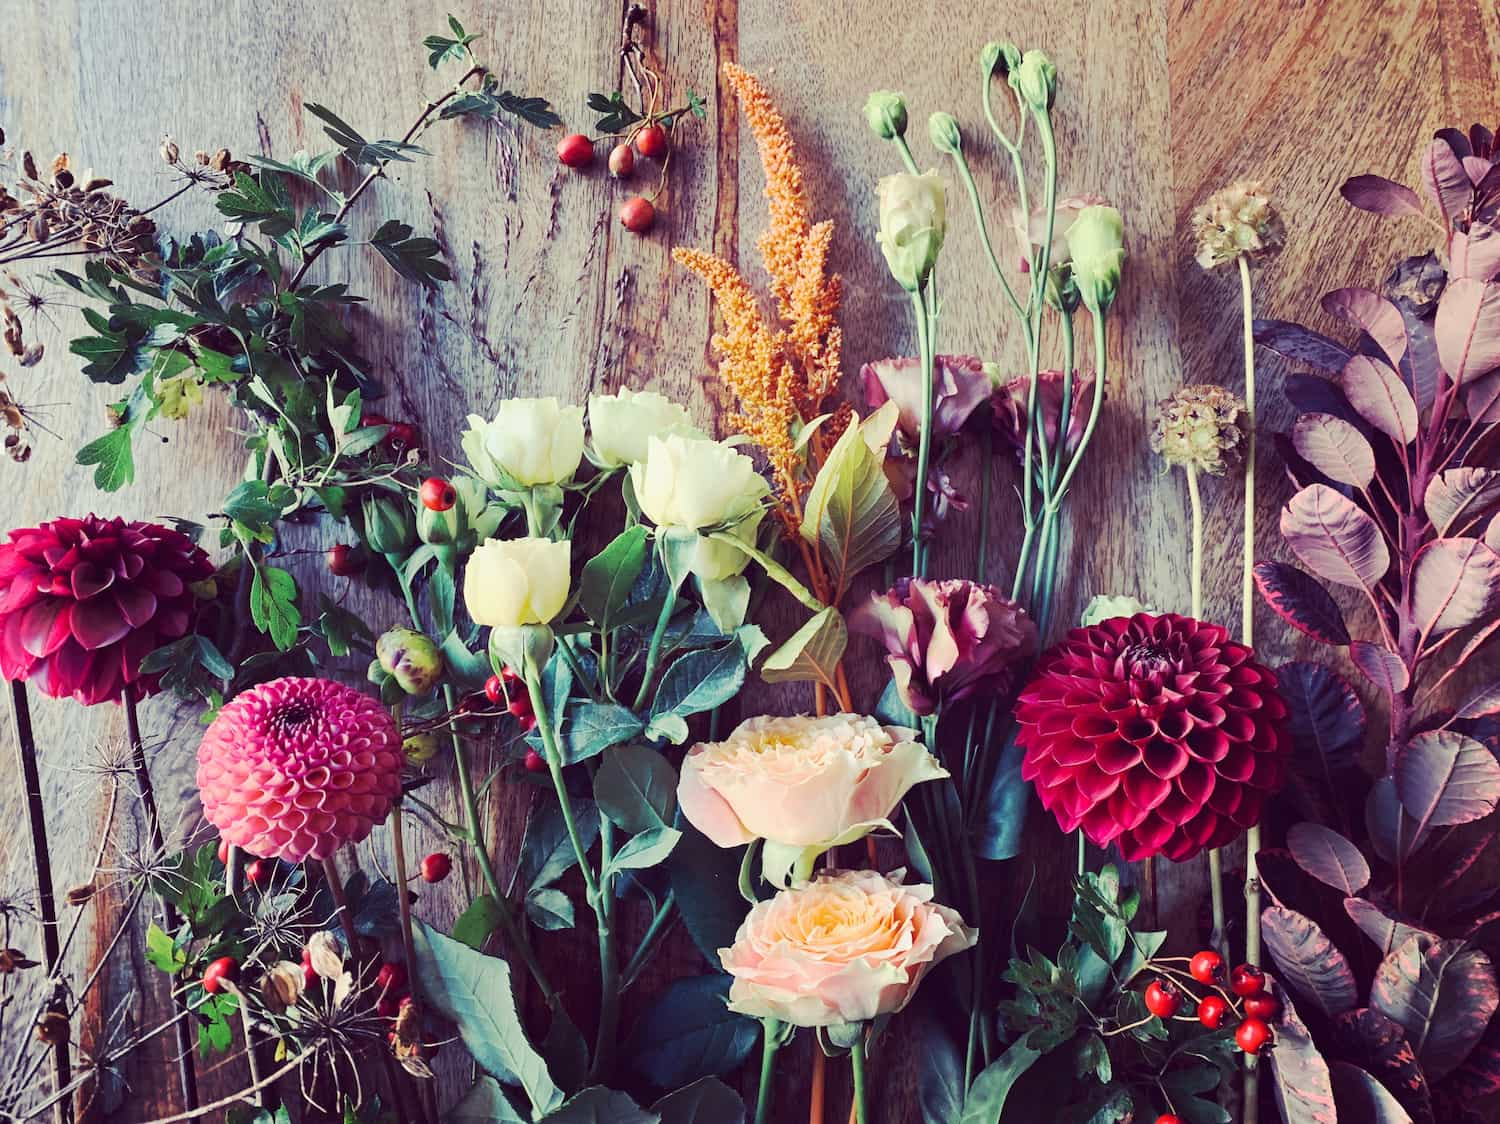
[951,151,1025,318]
[754,1020,784,1124]
[630,581,679,711]
[524,673,600,905]
[851,1034,870,1124]
[1053,311,1077,493]
[910,288,935,577]
[620,889,677,990]
[1207,845,1228,964]
[1051,310,1109,502]
[977,424,993,584]
[1186,464,1204,621]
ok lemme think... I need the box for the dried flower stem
[387,801,438,1124]
[6,681,70,1123]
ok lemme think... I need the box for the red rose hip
[376,961,407,994]
[1197,994,1229,1029]
[619,196,655,233]
[557,133,594,168]
[420,853,452,883]
[419,477,456,512]
[1144,979,1182,1018]
[1230,963,1266,997]
[246,859,272,888]
[1189,949,1224,986]
[635,123,668,159]
[202,956,238,995]
[524,748,546,773]
[1156,1116,1183,1124]
[608,142,635,177]
[1235,1016,1271,1054]
[484,675,505,705]
[326,543,362,576]
[1243,993,1280,1021]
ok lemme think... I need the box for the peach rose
[677,714,946,882]
[719,869,976,1027]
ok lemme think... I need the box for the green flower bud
[927,112,962,156]
[876,171,946,292]
[488,623,555,680]
[403,732,440,764]
[376,627,445,696]
[1010,49,1057,111]
[1064,205,1125,313]
[981,41,1023,78]
[863,91,908,140]
[361,494,416,556]
[1044,262,1081,314]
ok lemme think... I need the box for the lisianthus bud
[587,388,703,467]
[361,494,416,556]
[1065,205,1125,313]
[464,537,571,628]
[376,628,445,696]
[864,91,908,140]
[981,41,1023,78]
[1150,384,1249,476]
[1081,594,1156,627]
[876,171,946,292]
[927,112,962,156]
[853,578,1036,716]
[1010,49,1057,110]
[461,397,585,488]
[1191,180,1283,269]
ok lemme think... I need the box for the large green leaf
[799,408,901,599]
[651,641,746,719]
[624,975,759,1089]
[650,1077,745,1124]
[412,923,563,1114]
[759,607,846,690]
[604,826,681,878]
[957,1038,1040,1124]
[519,801,600,894]
[449,1075,528,1122]
[537,1087,655,1123]
[560,701,643,765]
[667,826,749,962]
[594,745,678,833]
[1370,935,1498,1080]
[579,526,650,632]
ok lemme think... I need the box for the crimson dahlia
[1015,612,1289,862]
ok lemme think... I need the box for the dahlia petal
[70,561,115,600]
[20,599,71,658]
[69,598,130,651]
[1141,738,1189,780]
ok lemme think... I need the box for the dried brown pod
[0,948,38,973]
[21,151,37,181]
[160,137,180,165]
[34,1011,68,1044]
[305,930,344,980]
[64,882,95,906]
[261,960,305,1013]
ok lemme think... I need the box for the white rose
[462,397,585,487]
[464,537,572,627]
[630,435,768,530]
[588,388,704,467]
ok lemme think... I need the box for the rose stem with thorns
[122,681,198,1110]
[7,680,71,1123]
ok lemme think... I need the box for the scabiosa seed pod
[1150,384,1249,477]
[1015,612,1290,862]
[0,515,213,705]
[197,677,404,862]
[1191,181,1284,269]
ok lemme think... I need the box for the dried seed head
[4,432,29,463]
[21,152,37,181]
[25,214,48,244]
[0,948,37,973]
[81,176,112,193]
[160,137,180,165]
[306,930,344,980]
[1191,180,1284,269]
[19,344,42,367]
[261,960,305,1012]
[209,148,232,173]
[65,882,95,906]
[1151,384,1249,476]
[193,150,209,166]
[35,1011,68,1044]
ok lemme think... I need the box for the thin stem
[632,580,680,710]
[1050,311,1109,502]
[977,424,993,583]
[389,803,437,1124]
[850,1035,870,1124]
[7,682,71,1124]
[1186,464,1204,620]
[620,889,677,990]
[321,854,360,954]
[123,684,198,1112]
[754,1020,784,1124]
[951,152,1025,318]
[1207,846,1228,964]
[910,288,935,576]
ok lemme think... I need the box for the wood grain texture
[0,1,1495,1120]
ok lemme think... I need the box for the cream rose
[719,869,976,1027]
[588,388,703,467]
[630,434,768,530]
[876,170,945,292]
[678,714,946,880]
[462,397,585,487]
[463,537,571,627]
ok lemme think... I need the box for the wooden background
[1,0,1497,1119]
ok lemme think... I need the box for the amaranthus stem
[910,287,935,577]
[755,1019,785,1124]
[1238,252,1264,1121]
[851,1035,870,1124]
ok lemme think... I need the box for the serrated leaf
[651,641,746,719]
[538,1087,655,1124]
[593,745,677,833]
[249,565,300,650]
[650,1077,744,1124]
[370,219,452,290]
[605,826,681,877]
[579,526,649,632]
[76,424,137,491]
[559,701,643,765]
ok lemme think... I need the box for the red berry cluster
[556,127,664,234]
[1141,950,1276,1057]
[374,959,409,1021]
[358,411,419,454]
[418,476,455,512]
[483,667,538,734]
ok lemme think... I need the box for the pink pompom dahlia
[1015,612,1290,862]
[0,515,213,705]
[197,677,404,862]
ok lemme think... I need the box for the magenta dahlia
[1015,612,1290,862]
[197,677,404,862]
[0,515,213,705]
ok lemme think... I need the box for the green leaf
[651,1077,745,1124]
[537,1087,655,1124]
[144,922,185,973]
[667,826,749,962]
[76,425,136,491]
[412,923,563,1113]
[370,219,452,289]
[449,1075,528,1122]
[215,171,296,236]
[623,975,759,1089]
[525,887,575,931]
[249,565,301,651]
[759,607,846,689]
[422,19,479,69]
[588,90,643,135]
[593,745,678,833]
[580,526,650,632]
[651,641,746,720]
[306,103,425,166]
[560,701,644,765]
[540,1006,590,1096]
[605,826,681,878]
[645,713,690,746]
[453,894,505,950]
[520,802,600,892]
[958,1039,1041,1124]
[799,411,901,599]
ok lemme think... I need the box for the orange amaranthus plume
[673,62,843,534]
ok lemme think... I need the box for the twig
[136,1046,316,1124]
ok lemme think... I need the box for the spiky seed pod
[1150,384,1249,476]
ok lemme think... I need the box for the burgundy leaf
[1288,822,1371,894]
[1433,828,1497,899]
[1371,935,1499,1081]
[1266,977,1339,1124]
[1331,1008,1435,1124]
[1456,682,1500,721]
[1341,174,1425,219]
[1292,412,1377,487]
[1395,304,1442,413]
[1367,775,1430,864]
[1262,905,1360,1018]
[1255,318,1354,375]
[1351,641,1411,694]
[1255,562,1351,645]
[1259,847,1340,918]
[1281,484,1391,592]
[1440,1011,1500,1102]
[1488,514,1500,552]
[1396,730,1500,831]
[1323,287,1409,368]
[1466,369,1500,422]
[1285,371,1366,426]
[1410,537,1500,638]
[1424,469,1500,535]
[1345,897,1438,957]
[1438,128,1475,160]
[1435,277,1500,385]
[1450,222,1500,281]
[1327,1061,1416,1124]
[1279,660,1366,773]
[1342,354,1419,445]
[1422,137,1472,232]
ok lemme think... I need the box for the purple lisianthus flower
[991,368,1097,462]
[853,578,1037,717]
[861,354,992,447]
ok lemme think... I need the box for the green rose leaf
[623,974,759,1089]
[651,1077,746,1124]
[594,745,678,833]
[536,1087,655,1124]
[579,526,650,633]
[524,887,575,932]
[604,826,681,879]
[651,640,747,720]
[560,701,644,765]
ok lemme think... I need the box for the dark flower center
[1121,641,1174,680]
[275,702,316,727]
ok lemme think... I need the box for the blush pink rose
[677,713,945,854]
[719,869,976,1027]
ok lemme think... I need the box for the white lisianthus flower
[587,388,704,467]
[1080,593,1156,628]
[876,171,946,292]
[463,537,571,627]
[462,397,585,487]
